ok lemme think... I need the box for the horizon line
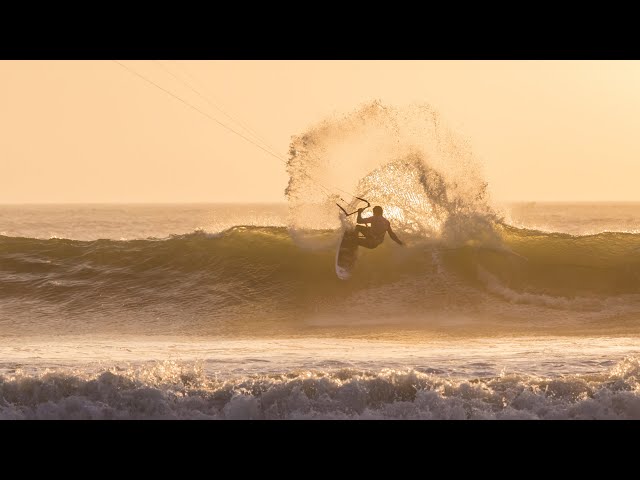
[4,199,640,206]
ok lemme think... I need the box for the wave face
[2,357,639,419]
[3,222,640,335]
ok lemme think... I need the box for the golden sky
[1,60,639,203]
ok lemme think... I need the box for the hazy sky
[1,60,640,203]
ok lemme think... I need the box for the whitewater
[1,102,640,419]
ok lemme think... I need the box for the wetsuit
[356,211,390,249]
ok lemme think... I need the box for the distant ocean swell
[1,357,639,419]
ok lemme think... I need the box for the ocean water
[2,202,640,420]
[2,101,640,420]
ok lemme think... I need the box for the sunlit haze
[4,60,640,420]
[2,60,640,203]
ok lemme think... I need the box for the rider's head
[373,206,383,216]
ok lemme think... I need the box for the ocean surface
[2,202,640,419]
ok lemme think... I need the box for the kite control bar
[337,196,370,217]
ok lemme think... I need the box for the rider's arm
[388,225,404,246]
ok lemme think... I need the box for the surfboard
[334,197,369,280]
[335,226,359,280]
